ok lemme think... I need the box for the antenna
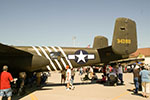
[72,36,76,47]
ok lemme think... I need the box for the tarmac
[12,72,150,100]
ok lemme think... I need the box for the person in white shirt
[66,65,71,90]
[117,63,124,84]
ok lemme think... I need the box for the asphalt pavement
[13,72,150,100]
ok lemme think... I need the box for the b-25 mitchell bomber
[0,17,137,78]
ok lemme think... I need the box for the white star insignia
[75,51,87,63]
[68,50,95,64]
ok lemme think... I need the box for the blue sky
[0,0,150,48]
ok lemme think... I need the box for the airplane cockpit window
[50,52,61,59]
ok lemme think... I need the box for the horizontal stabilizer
[97,46,122,63]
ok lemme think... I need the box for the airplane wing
[109,57,145,65]
[0,43,50,74]
[0,43,33,56]
[97,46,144,65]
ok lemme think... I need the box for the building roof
[130,48,150,58]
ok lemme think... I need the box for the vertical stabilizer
[93,36,108,49]
[112,18,137,55]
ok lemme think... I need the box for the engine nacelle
[31,55,50,71]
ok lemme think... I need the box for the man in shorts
[0,65,13,100]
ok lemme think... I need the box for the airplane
[0,17,137,78]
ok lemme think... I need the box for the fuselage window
[50,52,61,59]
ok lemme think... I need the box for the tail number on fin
[117,39,131,44]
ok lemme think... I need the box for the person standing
[79,67,83,75]
[66,65,71,90]
[117,64,124,84]
[102,66,106,76]
[70,68,75,90]
[0,65,13,100]
[61,70,66,84]
[89,67,94,79]
[139,65,150,98]
[133,65,140,94]
[17,72,26,96]
[106,65,110,80]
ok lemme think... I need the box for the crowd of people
[100,62,150,98]
[0,65,49,100]
[0,63,150,99]
[71,64,124,86]
[97,64,124,86]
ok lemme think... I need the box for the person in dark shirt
[133,65,140,94]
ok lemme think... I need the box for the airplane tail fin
[93,36,108,49]
[112,18,137,55]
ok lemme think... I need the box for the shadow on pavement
[2,85,53,100]
[3,80,98,100]
[45,81,97,87]
[3,81,96,100]
[127,89,144,98]
[45,80,125,87]
[3,80,126,100]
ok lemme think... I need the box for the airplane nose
[31,55,50,68]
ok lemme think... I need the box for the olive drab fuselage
[0,17,137,78]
